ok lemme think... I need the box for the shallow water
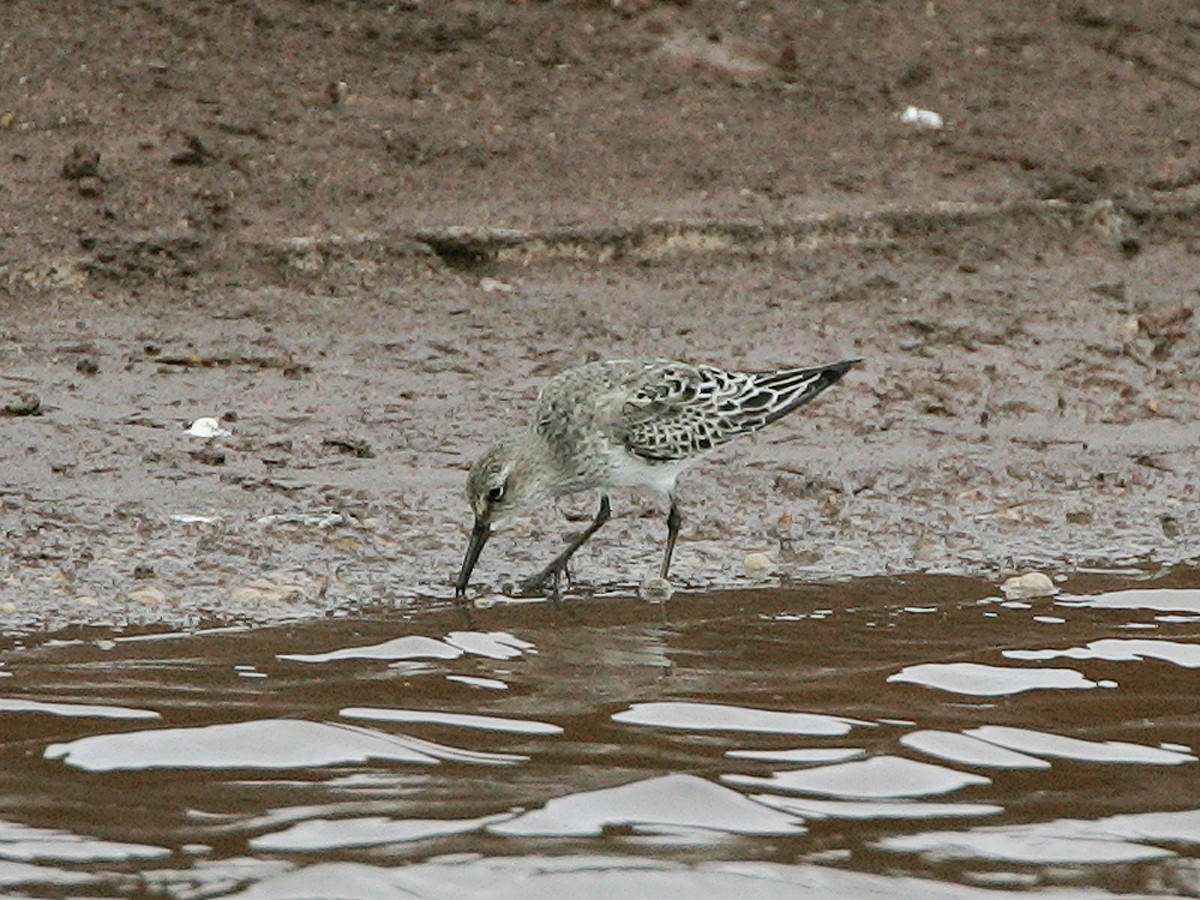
[1,570,1199,897]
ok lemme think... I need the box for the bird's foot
[519,560,572,604]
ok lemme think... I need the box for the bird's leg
[660,498,682,579]
[521,495,611,597]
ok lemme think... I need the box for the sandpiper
[455,357,860,603]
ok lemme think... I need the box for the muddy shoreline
[3,0,1200,629]
[3,209,1198,629]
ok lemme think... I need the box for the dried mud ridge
[408,198,1177,270]
[11,196,1199,291]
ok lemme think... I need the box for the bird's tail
[745,358,861,427]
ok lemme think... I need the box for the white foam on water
[0,819,169,863]
[249,813,509,852]
[340,708,562,735]
[278,636,463,663]
[875,807,1200,864]
[965,725,1197,765]
[899,731,1051,770]
[1157,615,1200,623]
[726,748,865,764]
[887,662,1097,696]
[1004,638,1200,668]
[751,795,1003,821]
[1057,588,1200,613]
[44,719,528,771]
[1032,616,1065,624]
[489,774,805,838]
[722,756,990,799]
[611,702,864,736]
[0,698,160,720]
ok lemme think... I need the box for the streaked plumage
[456,357,859,602]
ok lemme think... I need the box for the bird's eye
[487,485,505,503]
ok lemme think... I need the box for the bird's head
[455,435,549,599]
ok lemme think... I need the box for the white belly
[604,449,695,497]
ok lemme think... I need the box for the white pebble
[899,105,944,129]
[1000,571,1058,600]
[480,277,516,294]
[186,417,231,438]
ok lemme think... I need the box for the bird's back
[533,357,858,472]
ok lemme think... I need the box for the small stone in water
[1000,571,1058,600]
[743,552,773,580]
[639,576,673,603]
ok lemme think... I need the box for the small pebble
[899,105,944,129]
[480,277,516,294]
[126,586,166,607]
[743,551,773,580]
[2,391,41,416]
[186,417,231,438]
[1000,571,1058,600]
[61,143,100,179]
[473,595,497,610]
[639,576,673,604]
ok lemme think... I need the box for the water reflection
[45,719,527,770]
[722,755,991,799]
[0,573,1196,895]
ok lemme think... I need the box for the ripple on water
[249,813,510,852]
[213,855,1080,900]
[277,636,463,663]
[611,702,866,736]
[487,773,805,838]
[0,819,169,863]
[44,720,528,771]
[725,748,865,765]
[962,726,1197,765]
[899,731,1051,770]
[750,796,1004,821]
[1057,588,1200,613]
[875,807,1200,865]
[445,675,509,691]
[339,708,563,735]
[722,756,990,799]
[0,699,160,720]
[1003,638,1200,668]
[276,631,536,664]
[886,662,1099,696]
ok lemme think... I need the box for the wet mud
[3,237,1199,626]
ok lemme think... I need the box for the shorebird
[455,357,859,603]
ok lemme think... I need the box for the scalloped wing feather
[622,360,857,462]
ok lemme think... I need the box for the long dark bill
[455,520,491,601]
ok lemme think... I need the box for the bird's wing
[620,359,858,462]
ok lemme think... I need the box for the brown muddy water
[1,570,1199,898]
